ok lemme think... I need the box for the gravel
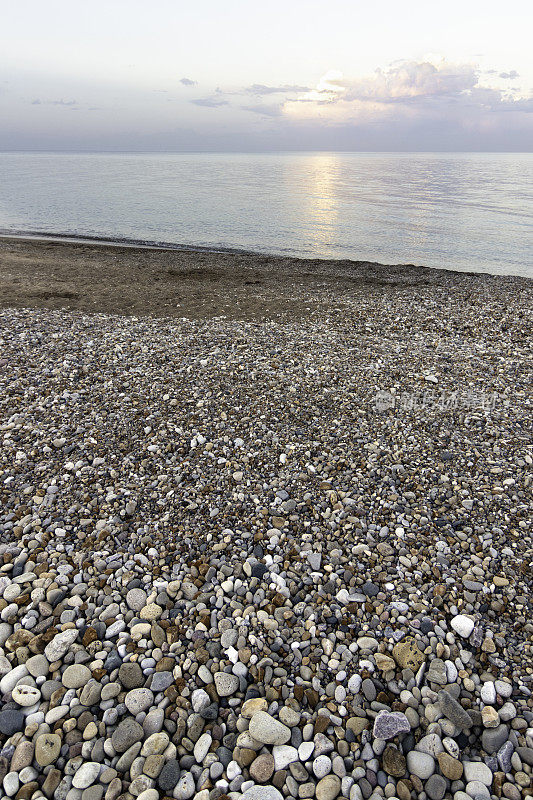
[0,272,532,800]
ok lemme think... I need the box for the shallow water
[0,151,531,276]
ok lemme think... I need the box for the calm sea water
[0,152,531,276]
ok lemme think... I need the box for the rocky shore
[0,256,531,800]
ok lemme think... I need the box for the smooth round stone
[0,709,25,736]
[463,762,493,786]
[242,788,283,800]
[481,682,497,704]
[272,744,298,770]
[299,742,315,761]
[316,774,342,800]
[118,662,144,689]
[437,753,463,780]
[465,781,490,799]
[12,685,41,707]
[416,734,444,757]
[249,753,275,783]
[313,755,333,779]
[193,732,212,763]
[137,791,159,800]
[62,664,92,688]
[158,760,181,792]
[249,711,291,745]
[72,762,102,789]
[25,655,50,678]
[111,718,144,752]
[126,588,147,611]
[213,672,239,697]
[426,774,447,800]
[0,665,29,694]
[407,751,436,779]
[125,688,154,714]
[3,772,20,797]
[174,772,195,800]
[141,732,170,756]
[35,733,61,767]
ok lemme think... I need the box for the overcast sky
[1,0,532,151]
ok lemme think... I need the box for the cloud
[499,70,519,80]
[240,103,282,117]
[191,96,228,107]
[287,60,532,119]
[245,83,310,95]
[180,77,197,86]
[30,98,78,107]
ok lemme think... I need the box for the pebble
[0,298,530,800]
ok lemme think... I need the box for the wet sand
[1,236,528,322]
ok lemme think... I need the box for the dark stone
[363,582,380,597]
[0,710,24,736]
[437,690,472,730]
[383,746,406,777]
[158,759,181,792]
[482,724,509,755]
[425,774,447,800]
[251,563,268,579]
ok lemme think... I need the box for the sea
[0,151,531,277]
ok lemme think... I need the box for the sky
[1,0,532,152]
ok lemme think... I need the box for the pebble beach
[0,240,532,800]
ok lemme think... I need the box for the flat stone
[150,671,173,692]
[482,724,508,754]
[426,774,447,800]
[437,753,463,780]
[118,661,144,689]
[392,638,426,670]
[437,690,473,730]
[463,762,493,786]
[241,787,283,800]
[35,733,61,767]
[62,664,92,688]
[44,629,79,662]
[0,710,25,736]
[193,732,212,763]
[383,746,406,777]
[157,759,181,792]
[72,763,101,789]
[213,671,239,697]
[249,711,291,745]
[373,710,411,739]
[407,751,435,779]
[241,697,268,718]
[315,774,341,800]
[11,685,41,707]
[249,753,275,783]
[272,744,299,770]
[111,717,144,753]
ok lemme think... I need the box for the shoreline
[1,230,528,280]
[1,236,530,323]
